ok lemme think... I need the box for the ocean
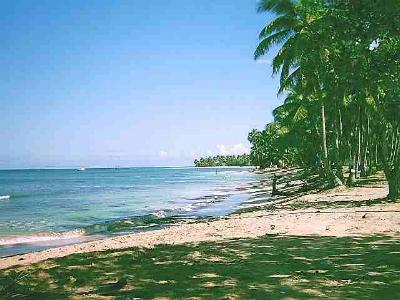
[0,167,270,256]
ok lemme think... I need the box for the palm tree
[252,0,400,198]
[255,0,343,186]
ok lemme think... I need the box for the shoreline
[0,167,276,257]
[1,175,399,270]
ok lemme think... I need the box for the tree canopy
[251,0,400,198]
[194,154,250,167]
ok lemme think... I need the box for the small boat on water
[77,167,86,171]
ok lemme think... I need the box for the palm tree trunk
[347,140,356,187]
[354,105,361,179]
[379,128,400,199]
[336,106,344,180]
[388,168,400,199]
[321,101,342,186]
[361,115,370,176]
[321,102,329,167]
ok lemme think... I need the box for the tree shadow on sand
[1,235,400,299]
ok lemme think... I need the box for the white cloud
[159,150,168,158]
[216,143,250,156]
[256,58,272,65]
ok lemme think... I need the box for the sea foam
[0,229,85,246]
[0,195,10,200]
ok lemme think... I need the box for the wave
[0,195,10,200]
[0,193,243,247]
[0,229,85,246]
[0,214,183,246]
[81,214,189,235]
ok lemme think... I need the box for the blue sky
[0,0,280,169]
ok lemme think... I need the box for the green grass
[1,235,400,299]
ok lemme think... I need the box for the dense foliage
[251,0,400,198]
[194,154,250,167]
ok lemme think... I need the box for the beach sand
[1,176,399,270]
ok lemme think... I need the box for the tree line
[194,154,250,167]
[249,0,399,198]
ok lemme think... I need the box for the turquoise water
[0,167,266,256]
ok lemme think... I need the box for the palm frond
[273,100,307,125]
[257,0,295,15]
[255,29,292,59]
[272,35,297,75]
[279,67,301,93]
[292,105,308,122]
[280,56,297,87]
[259,15,296,39]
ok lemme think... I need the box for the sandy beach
[1,176,398,270]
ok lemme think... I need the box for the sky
[0,0,280,169]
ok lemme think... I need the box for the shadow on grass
[353,172,386,187]
[297,197,396,210]
[246,171,394,213]
[1,235,400,299]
